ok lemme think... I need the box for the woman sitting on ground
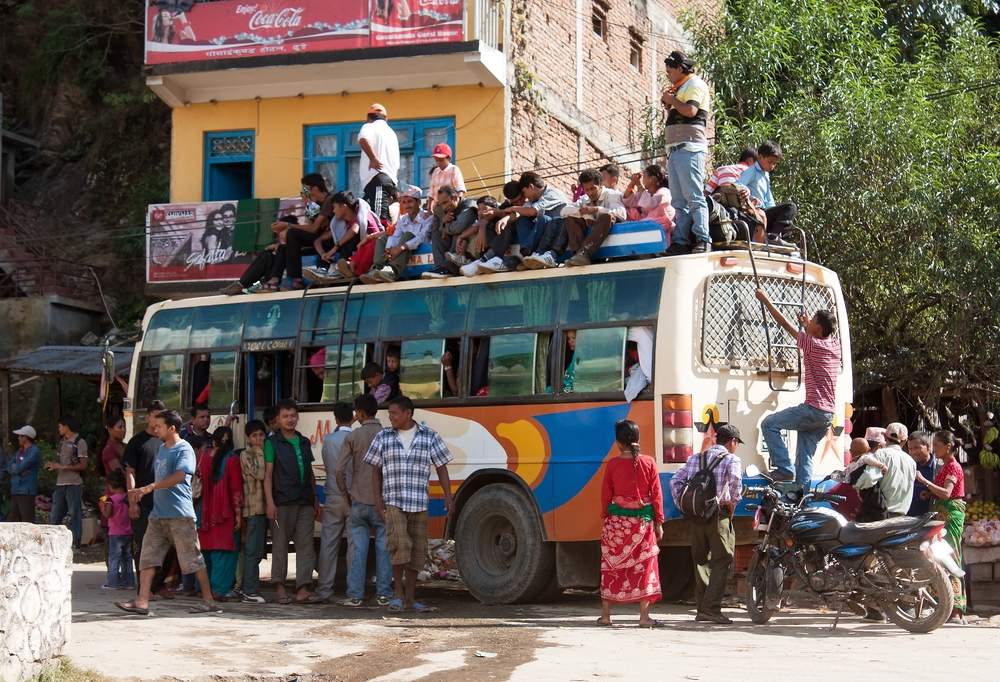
[598,419,664,627]
[623,164,674,235]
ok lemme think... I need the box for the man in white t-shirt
[358,103,400,224]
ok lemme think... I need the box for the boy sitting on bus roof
[500,172,568,265]
[459,181,524,276]
[548,168,626,269]
[422,186,479,279]
[360,185,432,284]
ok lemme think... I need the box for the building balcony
[144,0,506,107]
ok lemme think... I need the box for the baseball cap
[716,423,744,445]
[663,50,694,70]
[885,422,909,444]
[368,102,387,117]
[13,425,37,440]
[398,184,422,200]
[432,143,453,159]
[865,426,885,445]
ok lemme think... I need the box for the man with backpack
[669,423,744,625]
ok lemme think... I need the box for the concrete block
[0,524,72,682]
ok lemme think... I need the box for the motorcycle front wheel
[746,549,776,624]
[882,561,954,634]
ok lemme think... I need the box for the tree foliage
[686,0,1000,395]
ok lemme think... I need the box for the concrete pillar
[0,524,72,682]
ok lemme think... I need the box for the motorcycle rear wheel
[883,562,954,634]
[746,550,776,624]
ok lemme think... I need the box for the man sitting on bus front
[422,186,479,279]
[755,289,840,486]
[460,181,525,276]
[526,168,626,269]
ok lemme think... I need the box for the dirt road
[66,558,999,681]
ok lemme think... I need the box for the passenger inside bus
[563,330,578,392]
[303,347,327,403]
[191,353,211,405]
[383,345,401,398]
[625,326,654,402]
[361,361,399,403]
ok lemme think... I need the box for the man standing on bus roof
[755,289,840,486]
[661,50,712,256]
[364,396,454,613]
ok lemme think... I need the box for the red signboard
[145,0,464,65]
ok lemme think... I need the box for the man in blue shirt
[738,140,798,248]
[907,431,939,516]
[116,409,220,616]
[6,425,40,522]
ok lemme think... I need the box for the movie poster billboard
[145,0,465,66]
[147,201,253,283]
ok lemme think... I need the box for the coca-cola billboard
[145,0,464,66]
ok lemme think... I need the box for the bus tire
[455,483,554,604]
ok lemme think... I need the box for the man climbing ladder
[755,289,841,486]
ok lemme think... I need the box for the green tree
[686,0,1000,395]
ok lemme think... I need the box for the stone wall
[0,524,72,682]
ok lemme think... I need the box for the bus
[124,249,852,604]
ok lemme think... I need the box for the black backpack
[678,451,724,521]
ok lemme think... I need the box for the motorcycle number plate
[753,508,769,531]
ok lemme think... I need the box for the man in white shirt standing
[358,103,400,224]
[855,422,917,517]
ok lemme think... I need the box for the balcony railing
[145,0,503,68]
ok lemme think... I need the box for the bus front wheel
[455,483,554,604]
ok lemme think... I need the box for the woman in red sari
[197,427,243,599]
[598,419,664,627]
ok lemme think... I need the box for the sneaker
[359,270,382,284]
[445,252,470,267]
[336,259,356,279]
[565,251,591,267]
[691,242,712,254]
[241,592,266,604]
[477,256,507,273]
[338,597,364,608]
[375,265,397,282]
[421,266,452,280]
[220,281,245,296]
[303,267,342,285]
[525,252,558,269]
[101,584,115,591]
[460,261,482,277]
[376,595,392,607]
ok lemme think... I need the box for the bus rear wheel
[455,483,554,604]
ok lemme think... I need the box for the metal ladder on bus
[745,225,809,392]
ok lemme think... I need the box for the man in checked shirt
[670,423,744,625]
[364,396,454,613]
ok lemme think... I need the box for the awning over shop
[0,345,134,379]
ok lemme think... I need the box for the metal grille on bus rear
[700,273,838,371]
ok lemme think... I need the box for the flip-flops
[115,600,151,616]
[638,619,665,629]
[387,598,405,612]
[411,601,437,613]
[594,617,613,627]
[277,594,292,605]
[188,602,223,614]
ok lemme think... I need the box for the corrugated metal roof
[0,345,134,378]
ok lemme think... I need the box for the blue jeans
[514,214,559,256]
[667,146,710,246]
[242,515,268,595]
[762,403,833,486]
[346,502,393,600]
[106,534,135,588]
[51,484,83,547]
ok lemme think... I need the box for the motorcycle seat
[838,515,927,545]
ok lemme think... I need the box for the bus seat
[593,219,667,259]
[402,243,435,279]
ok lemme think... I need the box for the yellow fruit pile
[967,499,999,523]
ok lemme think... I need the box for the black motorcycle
[742,465,963,633]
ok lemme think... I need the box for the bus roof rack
[718,240,800,258]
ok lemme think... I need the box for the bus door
[241,299,304,419]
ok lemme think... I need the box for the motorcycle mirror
[745,464,761,478]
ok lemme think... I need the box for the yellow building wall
[170,86,506,203]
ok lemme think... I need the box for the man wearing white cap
[6,426,40,523]
[359,103,400,224]
[855,422,916,518]
[362,185,432,283]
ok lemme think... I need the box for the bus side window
[189,351,238,410]
[569,327,627,393]
[399,338,459,400]
[625,326,654,400]
[470,333,550,398]
[138,354,183,410]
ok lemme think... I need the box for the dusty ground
[66,556,1000,682]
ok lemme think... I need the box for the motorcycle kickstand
[831,604,843,631]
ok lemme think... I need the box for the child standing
[100,468,136,589]
[239,420,268,604]
[427,143,466,212]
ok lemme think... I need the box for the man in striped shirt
[756,289,841,487]
[705,148,758,194]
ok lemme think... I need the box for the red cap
[431,143,452,159]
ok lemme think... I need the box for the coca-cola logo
[248,7,305,30]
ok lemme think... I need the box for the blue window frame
[204,130,255,201]
[304,118,455,196]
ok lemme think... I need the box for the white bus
[125,248,852,603]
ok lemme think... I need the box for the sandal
[189,601,223,614]
[638,619,665,629]
[277,594,292,605]
[387,598,405,612]
[594,617,613,627]
[411,601,437,613]
[115,600,151,616]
